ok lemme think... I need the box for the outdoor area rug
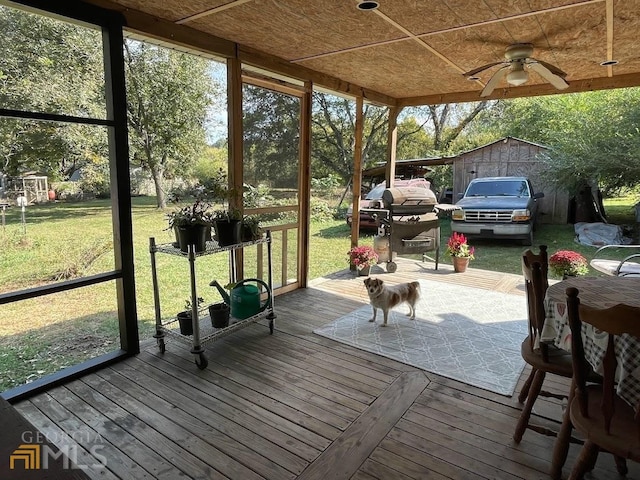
[314,279,528,396]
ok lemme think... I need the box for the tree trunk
[151,167,166,208]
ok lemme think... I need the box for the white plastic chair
[590,245,640,277]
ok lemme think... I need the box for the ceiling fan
[464,43,569,97]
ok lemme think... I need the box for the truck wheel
[522,231,533,246]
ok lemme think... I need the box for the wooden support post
[386,106,400,188]
[350,96,364,257]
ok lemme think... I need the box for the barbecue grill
[364,185,457,273]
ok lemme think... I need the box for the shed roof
[454,136,549,158]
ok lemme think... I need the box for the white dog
[363,277,420,326]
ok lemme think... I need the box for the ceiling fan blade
[528,62,569,90]
[463,61,505,78]
[480,66,509,97]
[529,57,567,77]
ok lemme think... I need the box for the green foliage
[195,167,229,204]
[78,161,110,199]
[309,198,334,222]
[124,40,219,208]
[0,6,107,180]
[311,93,389,183]
[475,90,640,195]
[243,85,300,188]
[243,183,273,208]
[166,200,212,228]
[311,174,340,194]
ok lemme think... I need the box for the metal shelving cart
[149,230,275,369]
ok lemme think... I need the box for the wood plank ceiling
[86,0,639,105]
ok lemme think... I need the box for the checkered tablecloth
[541,276,640,409]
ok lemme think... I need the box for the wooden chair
[565,287,640,479]
[514,245,575,444]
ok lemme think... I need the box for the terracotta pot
[452,256,470,273]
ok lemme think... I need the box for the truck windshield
[465,180,529,197]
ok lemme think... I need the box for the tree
[475,90,640,195]
[242,85,301,188]
[124,41,216,208]
[0,6,106,181]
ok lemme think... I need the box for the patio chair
[589,244,640,277]
[565,287,640,479]
[514,245,575,443]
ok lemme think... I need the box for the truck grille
[463,210,513,222]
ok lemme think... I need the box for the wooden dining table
[541,275,640,478]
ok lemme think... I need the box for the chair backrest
[522,244,548,286]
[566,287,640,435]
[521,245,549,360]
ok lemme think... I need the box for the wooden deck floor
[13,259,640,479]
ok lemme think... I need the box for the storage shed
[451,137,569,224]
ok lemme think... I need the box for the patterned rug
[314,279,528,396]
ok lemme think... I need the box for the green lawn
[0,194,637,391]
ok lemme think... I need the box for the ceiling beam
[175,0,251,25]
[606,0,614,77]
[399,72,640,106]
[81,0,236,58]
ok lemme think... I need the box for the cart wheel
[157,338,166,354]
[195,353,208,370]
[386,261,398,273]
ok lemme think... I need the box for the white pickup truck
[451,176,544,246]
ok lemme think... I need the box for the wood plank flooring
[13,258,640,479]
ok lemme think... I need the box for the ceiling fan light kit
[506,64,528,86]
[464,42,569,97]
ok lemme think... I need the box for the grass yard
[0,194,637,391]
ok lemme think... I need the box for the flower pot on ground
[452,256,470,273]
[209,302,230,328]
[445,232,475,273]
[348,245,378,275]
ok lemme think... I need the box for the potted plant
[212,208,242,246]
[549,250,589,279]
[208,302,230,329]
[176,296,204,335]
[167,200,212,253]
[445,232,475,273]
[348,245,379,276]
[241,215,262,242]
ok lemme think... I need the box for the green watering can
[210,278,271,320]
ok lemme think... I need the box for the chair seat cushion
[570,388,640,461]
[590,258,640,277]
